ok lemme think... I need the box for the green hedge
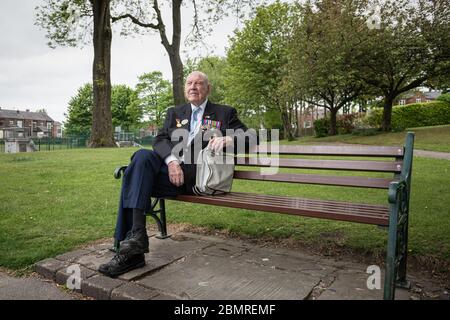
[437,93,450,104]
[367,101,450,130]
[313,114,358,137]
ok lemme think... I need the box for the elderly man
[99,71,253,277]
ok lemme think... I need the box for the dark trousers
[113,149,186,242]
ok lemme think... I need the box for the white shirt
[164,99,208,165]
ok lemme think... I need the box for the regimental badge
[175,119,182,128]
[181,119,189,126]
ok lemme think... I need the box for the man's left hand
[208,136,233,153]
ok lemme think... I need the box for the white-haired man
[99,71,254,277]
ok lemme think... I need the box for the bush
[437,93,450,104]
[314,114,361,137]
[313,117,330,137]
[367,101,450,130]
[337,114,357,134]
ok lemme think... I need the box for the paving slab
[137,252,318,300]
[31,231,450,301]
[0,272,74,300]
[81,275,125,300]
[34,258,69,281]
[55,265,97,292]
[111,282,160,300]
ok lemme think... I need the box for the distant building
[396,90,442,106]
[140,124,159,137]
[52,121,63,138]
[0,107,57,139]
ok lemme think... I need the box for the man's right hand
[168,161,184,187]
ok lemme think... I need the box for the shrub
[337,114,357,134]
[367,101,450,130]
[437,93,450,104]
[314,114,362,137]
[313,117,330,137]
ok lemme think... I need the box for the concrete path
[414,149,450,160]
[0,271,76,300]
[31,231,449,300]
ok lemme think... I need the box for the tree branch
[153,0,171,52]
[110,13,159,29]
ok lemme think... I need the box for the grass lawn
[284,125,450,153]
[0,140,449,275]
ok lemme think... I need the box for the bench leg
[384,206,398,300]
[384,186,411,299]
[396,205,410,289]
[146,198,171,239]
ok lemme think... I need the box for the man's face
[184,73,210,106]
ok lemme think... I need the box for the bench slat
[233,171,393,189]
[253,145,404,157]
[236,157,402,173]
[218,193,389,215]
[173,192,389,226]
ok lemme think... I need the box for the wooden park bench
[114,132,415,300]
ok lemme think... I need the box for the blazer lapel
[181,103,191,120]
[202,101,216,120]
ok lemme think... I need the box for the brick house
[0,108,56,139]
[396,90,441,106]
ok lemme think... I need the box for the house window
[304,121,311,128]
[33,121,37,127]
[416,98,422,103]
[17,120,23,128]
[10,120,14,126]
[399,100,405,105]
[47,122,52,129]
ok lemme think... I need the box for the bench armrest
[114,166,128,179]
[388,180,407,204]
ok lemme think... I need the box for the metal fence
[0,134,157,153]
[33,136,90,151]
[0,136,89,153]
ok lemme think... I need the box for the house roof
[401,90,442,100]
[423,91,442,100]
[0,108,54,122]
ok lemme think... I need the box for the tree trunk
[169,53,185,106]
[329,108,338,136]
[169,0,185,106]
[295,102,301,137]
[381,95,395,131]
[281,108,294,141]
[89,0,115,147]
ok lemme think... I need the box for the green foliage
[35,0,92,48]
[111,85,142,131]
[313,118,330,137]
[196,56,228,104]
[349,0,450,130]
[314,114,361,137]
[437,93,450,104]
[64,83,143,135]
[337,114,357,135]
[224,2,299,133]
[287,0,368,135]
[135,71,173,128]
[64,84,93,136]
[367,101,450,130]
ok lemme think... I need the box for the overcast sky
[0,0,239,123]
